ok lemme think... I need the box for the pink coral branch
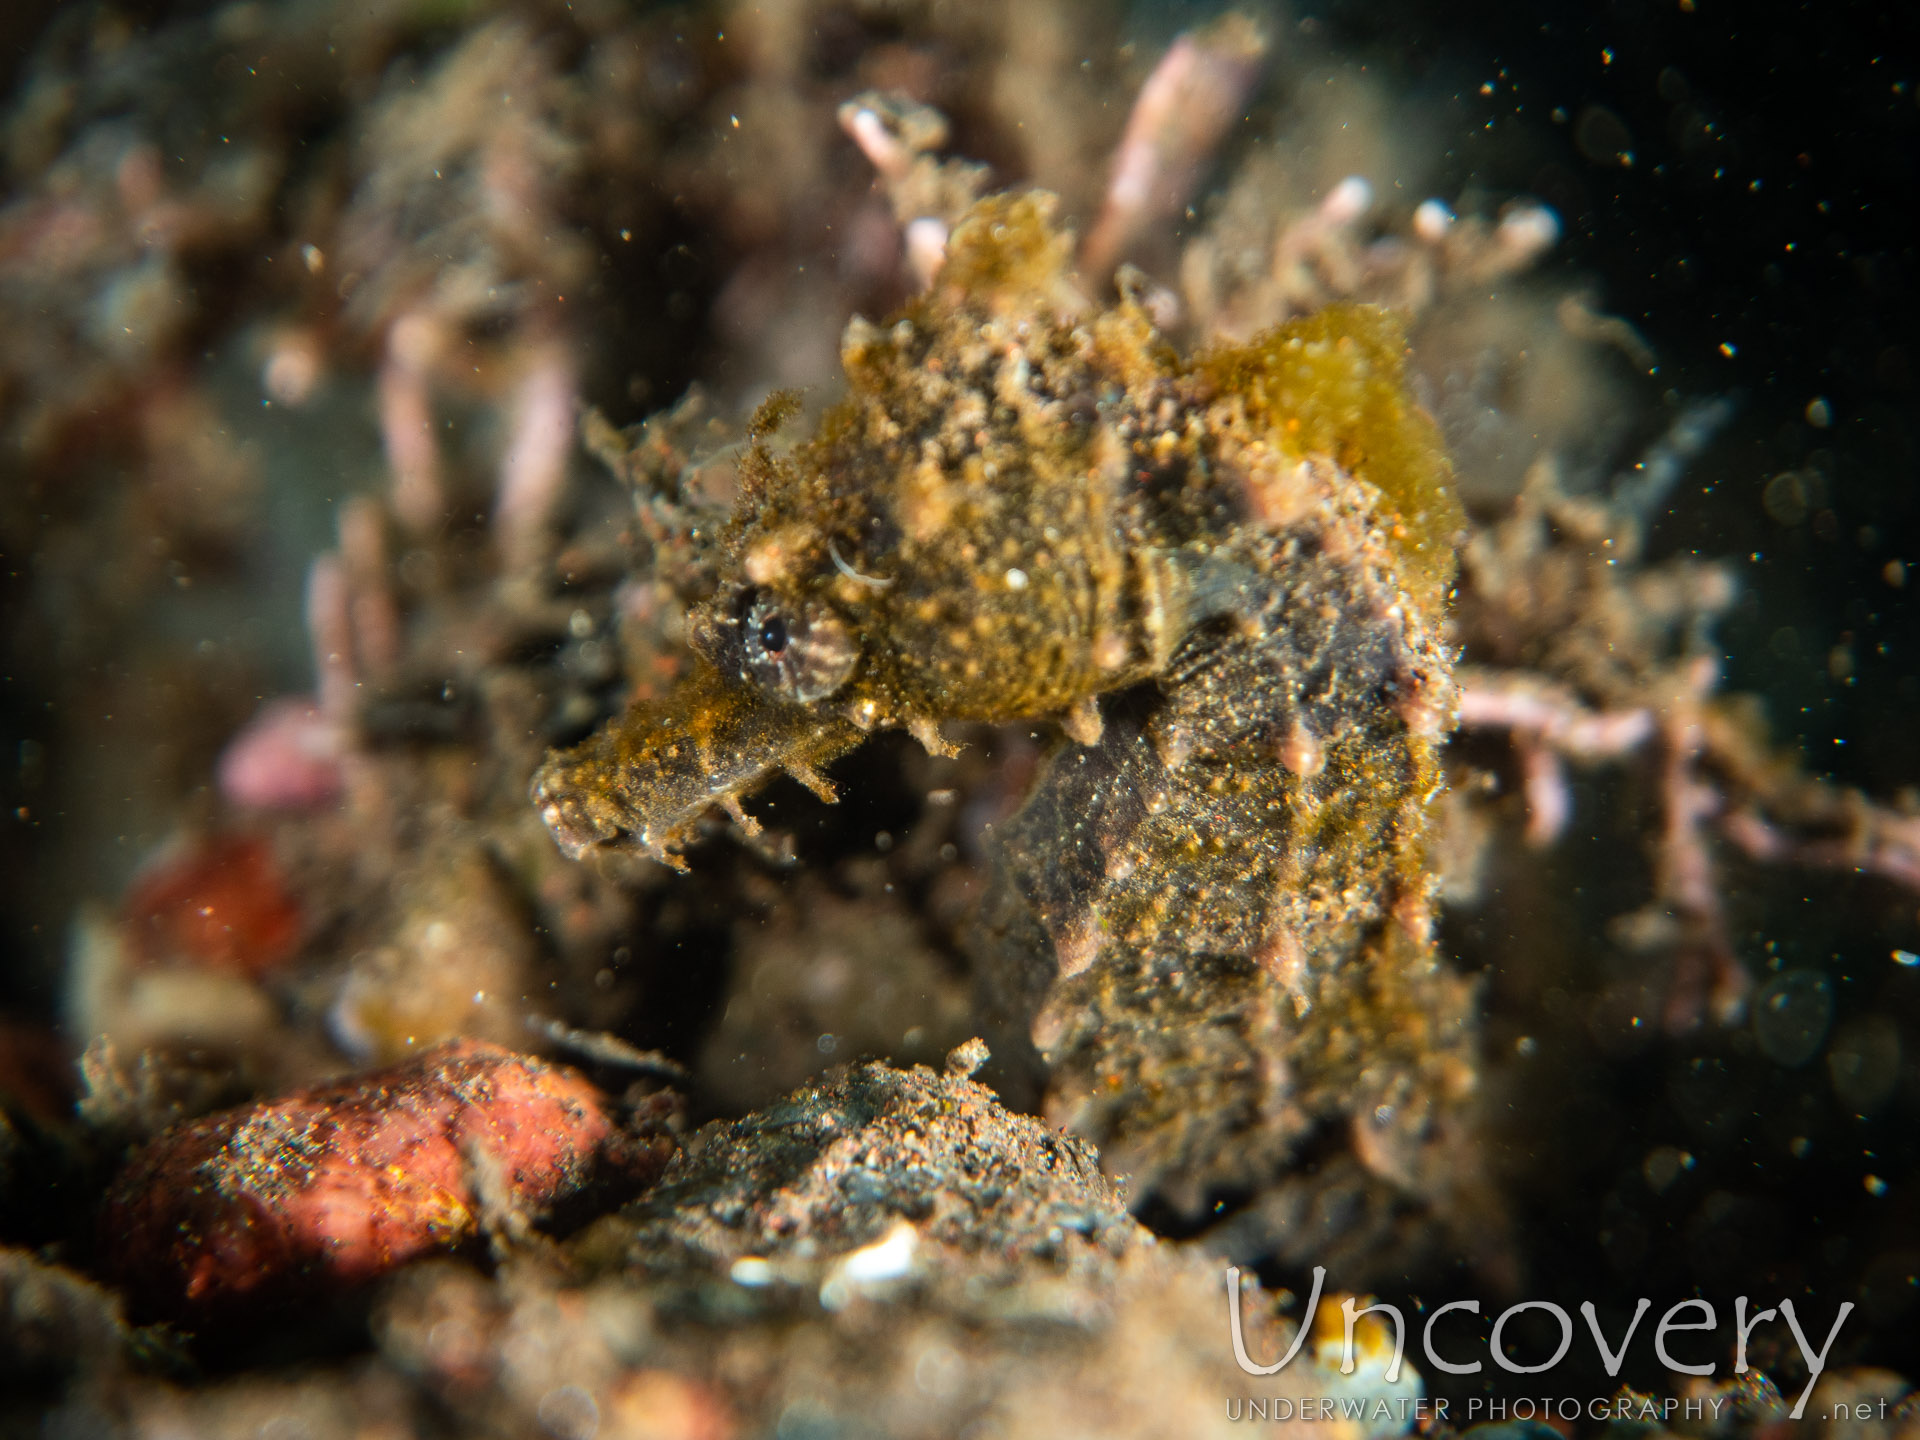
[338,496,402,679]
[1456,675,1655,844]
[1458,667,1750,1026]
[839,103,913,184]
[306,553,358,720]
[494,335,579,572]
[226,492,415,813]
[1456,677,1654,758]
[1631,659,1749,1030]
[1266,176,1374,305]
[217,697,345,812]
[1721,807,1920,893]
[379,311,445,536]
[1515,738,1569,848]
[1080,16,1268,280]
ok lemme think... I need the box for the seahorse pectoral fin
[1179,551,1266,627]
[1128,546,1190,674]
[1116,545,1266,679]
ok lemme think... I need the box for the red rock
[100,1041,666,1318]
[123,833,302,978]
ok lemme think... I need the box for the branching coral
[1451,459,1920,1028]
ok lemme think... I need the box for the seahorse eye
[735,589,857,703]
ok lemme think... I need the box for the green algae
[1199,304,1465,613]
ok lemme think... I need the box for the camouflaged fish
[534,188,1483,1230]
[531,190,1459,870]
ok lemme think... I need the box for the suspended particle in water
[1751,969,1834,1068]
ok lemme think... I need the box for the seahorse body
[975,459,1476,1216]
[534,189,1477,1227]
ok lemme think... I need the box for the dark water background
[1301,0,1920,1402]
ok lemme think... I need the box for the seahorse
[532,189,1477,1223]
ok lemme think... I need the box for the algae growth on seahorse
[532,190,1456,861]
[532,188,1479,1228]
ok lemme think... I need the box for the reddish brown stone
[122,834,302,978]
[100,1041,667,1318]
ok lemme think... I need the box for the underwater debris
[0,1247,141,1398]
[385,1048,1410,1440]
[583,1042,1135,1284]
[99,1040,671,1320]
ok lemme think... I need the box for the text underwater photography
[1222,1264,1872,1424]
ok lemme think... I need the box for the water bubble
[1859,1249,1920,1322]
[1763,471,1810,526]
[1827,1015,1901,1110]
[1643,1145,1692,1194]
[915,1342,964,1398]
[1574,104,1635,167]
[1751,969,1833,1067]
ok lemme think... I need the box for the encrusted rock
[101,1040,672,1319]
